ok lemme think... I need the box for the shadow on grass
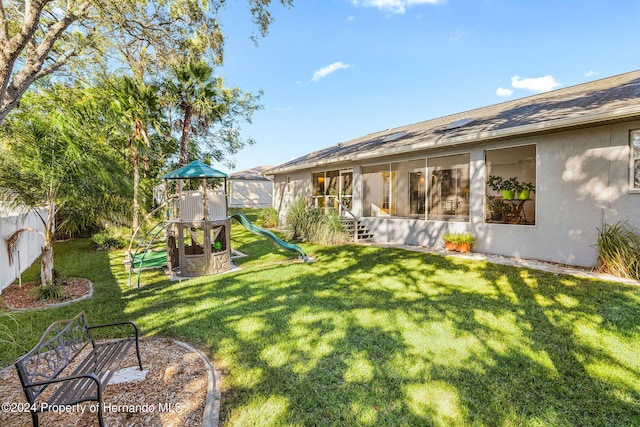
[118,236,640,427]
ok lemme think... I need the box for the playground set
[127,161,308,287]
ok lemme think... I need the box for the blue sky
[218,0,640,172]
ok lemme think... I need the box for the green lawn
[2,223,640,426]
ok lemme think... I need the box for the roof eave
[267,105,640,175]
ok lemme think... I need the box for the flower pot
[502,190,515,200]
[490,213,503,221]
[444,241,458,251]
[457,242,472,253]
[517,189,530,200]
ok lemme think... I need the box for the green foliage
[443,232,476,244]
[0,84,133,283]
[597,220,640,280]
[92,230,128,251]
[305,208,350,246]
[162,59,262,166]
[0,0,295,121]
[285,197,308,240]
[487,195,505,214]
[487,175,536,193]
[31,283,66,301]
[486,175,505,192]
[0,312,19,348]
[258,206,279,228]
[284,197,350,245]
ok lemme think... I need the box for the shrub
[31,283,66,301]
[258,206,279,228]
[284,197,350,244]
[596,220,640,280]
[307,209,350,245]
[285,197,309,240]
[92,230,127,251]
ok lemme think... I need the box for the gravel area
[0,338,208,427]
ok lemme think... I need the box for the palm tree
[163,60,223,166]
[109,76,166,231]
[0,88,125,286]
[163,60,262,167]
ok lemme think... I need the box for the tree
[108,76,167,231]
[163,59,262,167]
[0,0,294,122]
[0,86,129,285]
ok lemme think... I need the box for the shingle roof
[229,165,273,181]
[268,70,640,174]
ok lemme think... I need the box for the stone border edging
[170,339,222,427]
[5,280,94,311]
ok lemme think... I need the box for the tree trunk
[132,145,140,232]
[40,239,54,286]
[179,106,193,166]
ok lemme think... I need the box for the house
[267,70,640,268]
[0,205,47,291]
[228,166,274,209]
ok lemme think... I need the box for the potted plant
[517,181,535,200]
[487,175,519,200]
[456,233,475,253]
[487,175,504,193]
[487,195,504,221]
[443,232,458,251]
[502,177,519,200]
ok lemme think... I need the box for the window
[427,154,470,221]
[312,172,325,206]
[362,160,425,218]
[485,145,536,225]
[409,171,426,216]
[631,130,640,191]
[312,170,354,209]
[286,176,291,192]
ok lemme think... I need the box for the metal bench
[14,311,143,427]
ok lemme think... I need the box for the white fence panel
[0,209,46,291]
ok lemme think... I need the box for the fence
[0,208,46,291]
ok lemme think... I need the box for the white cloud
[511,75,561,93]
[350,0,443,14]
[311,62,353,82]
[585,69,598,77]
[496,87,513,97]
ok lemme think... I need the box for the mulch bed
[0,338,208,427]
[0,279,91,309]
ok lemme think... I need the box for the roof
[162,161,228,179]
[228,165,274,181]
[268,70,640,174]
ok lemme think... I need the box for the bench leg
[97,404,105,427]
[135,339,143,370]
[30,411,39,427]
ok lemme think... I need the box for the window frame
[426,154,471,222]
[630,130,640,193]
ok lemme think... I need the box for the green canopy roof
[161,161,228,179]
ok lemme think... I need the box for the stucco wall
[0,209,46,291]
[228,179,273,209]
[272,122,640,268]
